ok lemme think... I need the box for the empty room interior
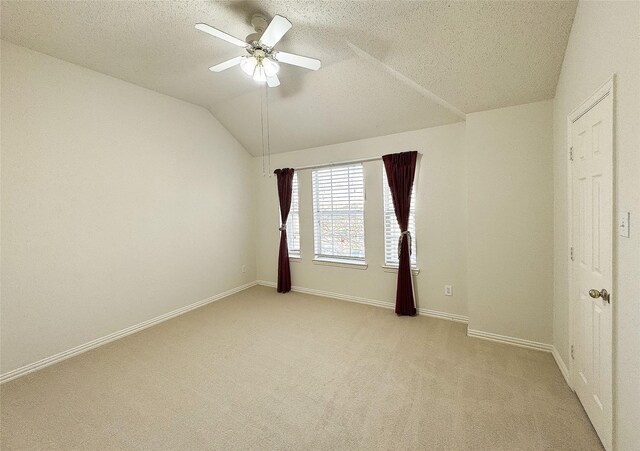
[1,1,639,450]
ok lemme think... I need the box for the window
[383,167,417,267]
[312,164,365,262]
[286,172,300,257]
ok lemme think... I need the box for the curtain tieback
[398,230,412,258]
[279,224,287,232]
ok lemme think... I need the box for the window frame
[312,163,366,264]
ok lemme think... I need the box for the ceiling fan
[196,13,321,88]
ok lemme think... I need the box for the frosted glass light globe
[262,58,280,77]
[253,65,267,82]
[240,56,257,77]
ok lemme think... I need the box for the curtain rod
[294,153,421,171]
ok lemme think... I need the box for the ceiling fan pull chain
[261,85,266,176]
[266,85,271,176]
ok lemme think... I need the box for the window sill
[289,256,302,262]
[382,265,420,275]
[313,258,368,270]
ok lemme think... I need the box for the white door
[570,81,613,450]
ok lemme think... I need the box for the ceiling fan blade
[266,74,280,88]
[274,51,321,71]
[209,56,244,72]
[195,23,247,48]
[259,15,292,48]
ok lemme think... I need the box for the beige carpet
[1,285,602,450]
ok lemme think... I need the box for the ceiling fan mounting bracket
[250,13,269,33]
[245,13,270,43]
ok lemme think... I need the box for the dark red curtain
[274,168,295,293]
[383,151,418,316]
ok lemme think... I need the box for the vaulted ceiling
[1,1,577,155]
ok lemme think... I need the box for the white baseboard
[418,308,469,324]
[466,329,553,352]
[256,280,469,324]
[4,281,564,384]
[552,346,572,388]
[0,281,257,384]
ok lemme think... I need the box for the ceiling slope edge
[346,41,467,120]
[3,39,222,121]
[2,39,254,157]
[203,106,254,158]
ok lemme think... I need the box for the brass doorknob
[589,288,610,303]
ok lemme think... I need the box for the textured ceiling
[1,1,577,156]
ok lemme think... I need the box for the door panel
[571,91,612,450]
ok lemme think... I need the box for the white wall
[255,123,469,318]
[0,41,256,374]
[552,2,640,449]
[466,101,554,344]
[256,101,555,350]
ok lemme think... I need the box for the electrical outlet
[241,265,247,273]
[444,285,453,296]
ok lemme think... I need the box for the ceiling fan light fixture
[263,58,280,77]
[240,55,279,83]
[240,56,257,77]
[252,65,267,83]
[197,13,320,88]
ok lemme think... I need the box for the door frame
[566,74,615,448]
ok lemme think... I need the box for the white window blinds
[312,164,365,261]
[383,167,417,267]
[286,172,300,257]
